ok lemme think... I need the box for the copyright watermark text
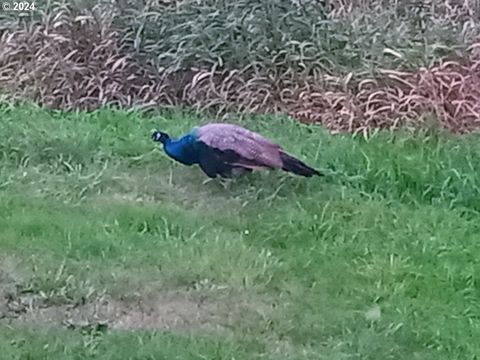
[2,1,36,12]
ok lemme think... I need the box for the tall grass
[1,0,480,132]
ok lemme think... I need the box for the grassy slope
[1,105,480,359]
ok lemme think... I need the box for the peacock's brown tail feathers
[279,151,322,177]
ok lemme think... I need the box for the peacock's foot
[202,178,215,185]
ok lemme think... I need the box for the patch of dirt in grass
[1,287,270,332]
[0,257,272,333]
[0,256,26,320]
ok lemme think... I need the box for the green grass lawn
[1,105,480,359]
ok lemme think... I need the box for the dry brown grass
[288,46,480,133]
[1,0,480,133]
[0,4,176,110]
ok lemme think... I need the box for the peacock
[151,123,322,179]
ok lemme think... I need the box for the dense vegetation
[1,0,480,131]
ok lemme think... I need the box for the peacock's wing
[195,123,283,170]
[193,139,249,178]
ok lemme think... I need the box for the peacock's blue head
[151,130,170,144]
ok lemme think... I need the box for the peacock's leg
[201,177,231,189]
[219,177,235,190]
[202,178,215,185]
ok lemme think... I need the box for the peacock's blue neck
[163,133,199,165]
